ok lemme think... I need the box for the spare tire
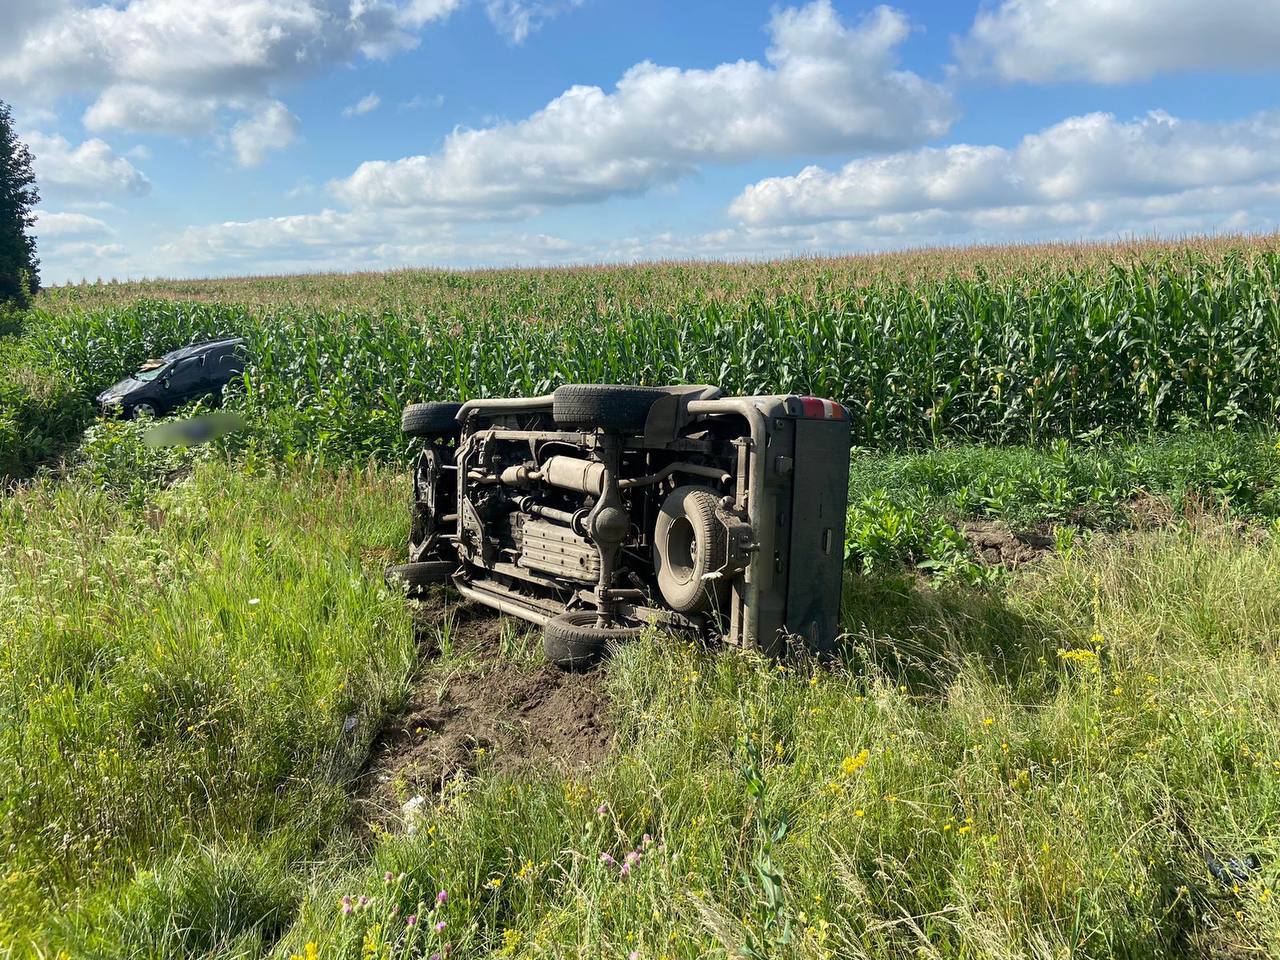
[385,560,455,596]
[552,384,667,432]
[654,485,727,614]
[542,610,643,670]
[401,402,463,438]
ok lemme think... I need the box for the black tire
[654,485,727,614]
[385,560,455,596]
[542,610,643,670]
[401,402,463,438]
[552,384,667,432]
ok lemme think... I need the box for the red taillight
[799,396,845,420]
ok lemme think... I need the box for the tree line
[0,98,40,308]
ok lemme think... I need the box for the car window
[168,357,202,386]
[133,362,168,383]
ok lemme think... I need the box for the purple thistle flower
[341,895,353,915]
[406,914,417,927]
[435,920,447,933]
[625,850,641,866]
[619,863,632,879]
[596,803,607,815]
[642,834,653,848]
[599,852,616,866]
[436,889,448,905]
[385,870,394,883]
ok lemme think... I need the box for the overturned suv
[388,384,852,667]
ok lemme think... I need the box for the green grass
[6,240,1280,957]
[849,431,1280,528]
[0,463,414,954]
[842,430,1280,574]
[4,459,1280,957]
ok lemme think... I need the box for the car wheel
[542,610,643,670]
[551,384,667,432]
[385,560,456,596]
[401,402,463,438]
[129,402,159,420]
[654,485,727,613]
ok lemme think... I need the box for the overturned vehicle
[388,384,852,667]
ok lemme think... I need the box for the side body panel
[783,418,851,655]
[750,417,794,657]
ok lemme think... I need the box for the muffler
[500,455,605,496]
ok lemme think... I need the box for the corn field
[22,237,1280,462]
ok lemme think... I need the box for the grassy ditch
[1,459,1279,956]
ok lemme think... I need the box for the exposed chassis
[395,384,852,663]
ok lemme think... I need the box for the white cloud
[0,0,467,159]
[333,1,954,217]
[484,0,583,44]
[960,0,1280,83]
[24,131,151,197]
[34,211,113,238]
[84,85,220,136]
[0,0,71,58]
[151,209,579,274]
[49,241,128,260]
[343,93,382,118]
[229,101,300,167]
[399,94,445,111]
[286,178,317,199]
[727,110,1280,247]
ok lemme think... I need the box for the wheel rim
[134,403,157,419]
[664,515,698,585]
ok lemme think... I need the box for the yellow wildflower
[840,749,870,777]
[1057,647,1098,665]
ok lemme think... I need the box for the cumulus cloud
[960,0,1280,83]
[229,101,300,167]
[0,0,467,162]
[484,0,584,44]
[343,93,382,118]
[84,85,220,136]
[333,1,954,216]
[24,131,152,197]
[35,211,114,238]
[727,110,1280,247]
[152,209,578,274]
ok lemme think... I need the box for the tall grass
[0,463,414,953]
[5,456,1280,955]
[68,523,1274,960]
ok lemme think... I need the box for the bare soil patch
[963,520,1056,566]
[355,599,613,828]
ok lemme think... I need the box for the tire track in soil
[353,598,613,831]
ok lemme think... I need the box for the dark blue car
[96,337,247,419]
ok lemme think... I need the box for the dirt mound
[963,520,1056,566]
[355,602,612,828]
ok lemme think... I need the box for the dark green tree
[0,100,40,306]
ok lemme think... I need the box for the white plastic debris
[402,795,427,834]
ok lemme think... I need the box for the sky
[4,0,1280,284]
